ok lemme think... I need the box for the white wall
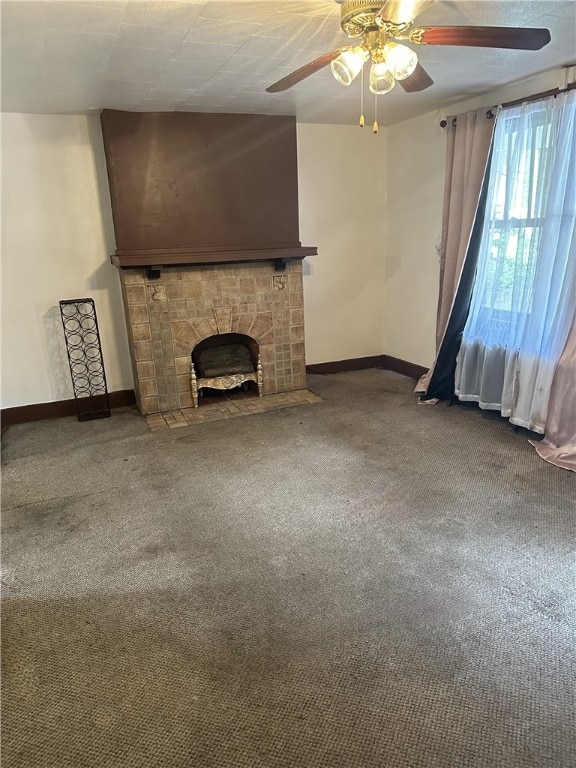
[2,68,570,408]
[297,123,387,364]
[385,111,444,366]
[1,114,133,409]
[1,115,388,408]
[1,114,386,408]
[384,67,572,367]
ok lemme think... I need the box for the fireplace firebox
[191,334,262,407]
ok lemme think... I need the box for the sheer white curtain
[455,91,576,433]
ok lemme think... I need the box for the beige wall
[385,111,444,366]
[1,113,132,408]
[297,123,387,364]
[2,68,571,407]
[1,115,388,407]
[384,67,572,368]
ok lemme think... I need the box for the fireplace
[119,261,307,414]
[100,109,316,415]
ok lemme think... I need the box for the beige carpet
[2,370,575,768]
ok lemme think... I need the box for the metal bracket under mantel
[146,265,163,280]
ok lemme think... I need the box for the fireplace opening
[191,333,263,407]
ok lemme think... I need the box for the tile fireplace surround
[119,260,306,415]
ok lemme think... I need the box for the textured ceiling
[2,0,575,125]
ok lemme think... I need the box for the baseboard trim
[3,357,428,426]
[381,355,428,381]
[1,390,136,427]
[306,356,386,375]
[306,355,427,380]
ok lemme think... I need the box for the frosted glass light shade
[384,43,418,81]
[330,47,368,86]
[369,62,395,95]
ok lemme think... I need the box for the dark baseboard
[1,390,136,428]
[381,355,428,381]
[2,356,427,427]
[306,354,427,381]
[306,355,386,375]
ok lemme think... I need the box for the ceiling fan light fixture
[330,47,368,86]
[383,43,418,80]
[369,61,396,95]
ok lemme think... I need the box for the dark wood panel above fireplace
[100,110,317,267]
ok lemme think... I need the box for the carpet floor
[2,370,575,768]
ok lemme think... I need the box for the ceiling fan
[266,0,551,103]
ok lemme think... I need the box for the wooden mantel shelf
[111,245,317,269]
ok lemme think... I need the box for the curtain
[421,156,492,402]
[417,109,495,394]
[531,309,576,471]
[455,92,576,433]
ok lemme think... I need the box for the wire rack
[59,298,111,421]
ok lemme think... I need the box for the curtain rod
[501,80,576,108]
[439,80,576,128]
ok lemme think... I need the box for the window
[455,91,576,431]
[463,94,576,356]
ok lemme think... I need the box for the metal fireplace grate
[191,342,262,408]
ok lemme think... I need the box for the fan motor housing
[340,0,385,37]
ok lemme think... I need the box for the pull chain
[359,67,365,127]
[373,91,379,134]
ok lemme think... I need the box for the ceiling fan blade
[398,63,434,92]
[266,48,348,93]
[418,26,551,50]
[376,0,435,25]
